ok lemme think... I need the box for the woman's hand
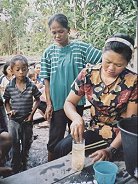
[89,148,110,163]
[70,118,85,143]
[44,105,53,122]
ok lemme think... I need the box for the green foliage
[0,0,137,55]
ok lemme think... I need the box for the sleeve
[40,48,51,80]
[32,85,42,100]
[71,69,87,97]
[3,86,10,100]
[129,79,138,103]
[85,44,102,65]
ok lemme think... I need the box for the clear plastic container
[71,139,85,171]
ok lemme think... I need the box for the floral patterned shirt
[71,64,137,140]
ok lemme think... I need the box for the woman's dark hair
[2,61,10,76]
[48,13,70,31]
[103,33,134,63]
[10,55,28,69]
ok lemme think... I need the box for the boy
[3,55,41,173]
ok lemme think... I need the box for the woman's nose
[108,64,115,70]
[55,33,60,38]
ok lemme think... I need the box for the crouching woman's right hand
[70,118,85,143]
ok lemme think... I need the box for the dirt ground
[27,123,49,169]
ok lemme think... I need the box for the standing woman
[40,13,102,161]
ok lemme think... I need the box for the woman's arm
[90,101,138,163]
[44,79,53,121]
[121,101,137,118]
[64,90,84,142]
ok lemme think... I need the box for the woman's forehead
[50,21,65,30]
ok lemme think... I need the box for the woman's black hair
[48,13,70,31]
[10,55,28,69]
[2,61,10,76]
[103,33,134,63]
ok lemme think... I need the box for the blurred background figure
[34,63,42,83]
[28,68,49,128]
[0,61,13,97]
[0,93,12,177]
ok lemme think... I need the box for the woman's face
[35,64,41,75]
[102,50,128,78]
[50,21,69,46]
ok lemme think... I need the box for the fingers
[71,126,84,143]
[89,149,109,163]
[44,107,53,121]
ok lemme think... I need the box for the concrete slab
[0,155,73,184]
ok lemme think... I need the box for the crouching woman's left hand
[89,148,110,163]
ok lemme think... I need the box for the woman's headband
[105,37,134,51]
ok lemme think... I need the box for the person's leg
[47,110,67,161]
[8,120,21,173]
[54,134,72,159]
[37,101,47,115]
[21,121,33,170]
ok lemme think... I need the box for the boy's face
[11,60,28,80]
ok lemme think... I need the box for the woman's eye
[106,61,111,64]
[59,31,64,33]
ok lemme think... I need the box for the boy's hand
[7,110,16,118]
[25,114,33,122]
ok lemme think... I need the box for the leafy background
[0,0,137,56]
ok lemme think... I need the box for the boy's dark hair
[103,33,134,63]
[2,61,11,76]
[48,13,70,31]
[10,55,28,68]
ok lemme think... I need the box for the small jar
[71,139,85,171]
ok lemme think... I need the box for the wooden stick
[85,142,108,151]
[85,140,106,148]
[70,140,107,154]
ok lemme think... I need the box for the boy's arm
[31,98,40,116]
[5,99,11,115]
[27,98,40,122]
